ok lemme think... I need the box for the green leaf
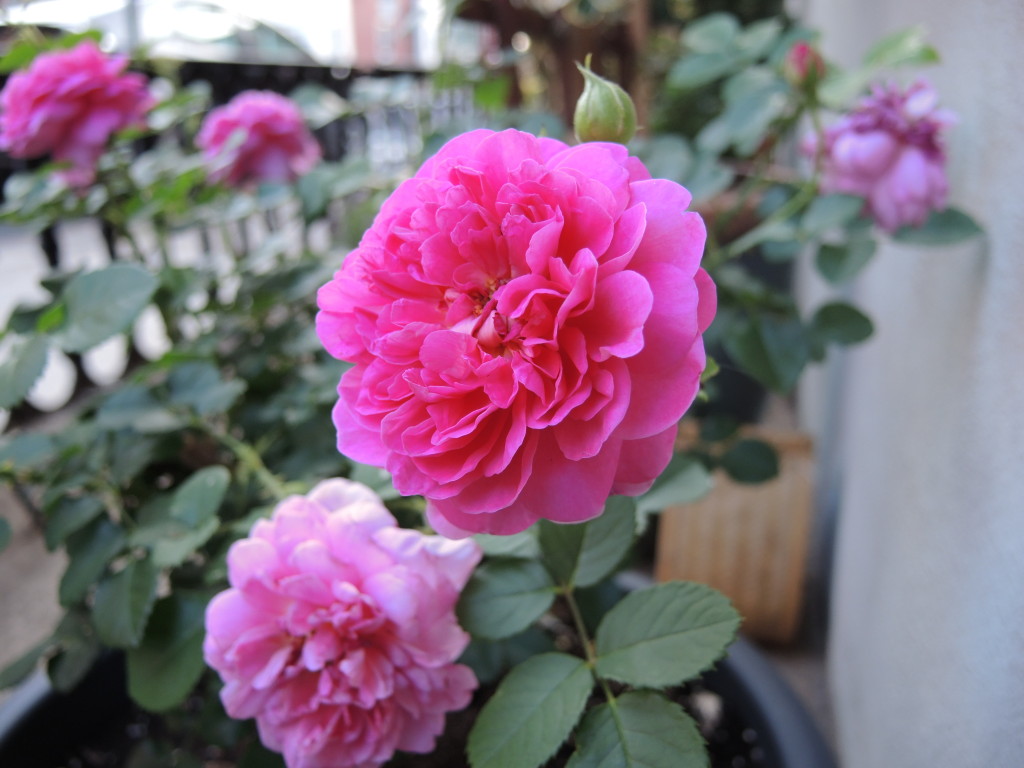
[48,638,100,693]
[109,432,158,486]
[0,639,50,689]
[459,627,555,685]
[637,454,713,517]
[630,135,693,186]
[457,559,555,640]
[667,52,739,90]
[56,264,158,353]
[818,69,873,110]
[682,13,740,53]
[167,363,246,416]
[96,385,184,433]
[0,39,45,74]
[815,238,877,284]
[811,302,874,346]
[127,592,209,712]
[45,496,105,550]
[475,75,512,111]
[93,559,160,648]
[170,466,231,527]
[0,516,10,553]
[59,518,126,606]
[567,691,708,768]
[718,68,790,156]
[467,653,593,768]
[722,313,810,393]
[288,83,350,129]
[346,462,399,501]
[864,26,940,68]
[735,18,784,60]
[595,581,740,688]
[801,194,864,235]
[539,497,636,588]
[0,431,55,472]
[683,154,735,203]
[49,611,100,692]
[129,495,220,568]
[0,335,49,408]
[891,207,984,245]
[720,439,779,484]
[474,529,540,559]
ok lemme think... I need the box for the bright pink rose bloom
[203,479,481,768]
[0,41,151,186]
[811,81,954,232]
[317,129,714,536]
[196,90,321,187]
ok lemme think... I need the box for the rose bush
[0,40,151,185]
[203,478,482,768]
[811,80,953,232]
[316,128,715,536]
[196,89,322,187]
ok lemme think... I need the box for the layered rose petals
[203,479,482,768]
[317,129,714,535]
[809,80,953,232]
[0,41,152,185]
[196,90,321,187]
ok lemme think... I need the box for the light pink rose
[203,479,481,768]
[0,41,152,186]
[316,129,715,536]
[811,81,954,232]
[196,90,321,187]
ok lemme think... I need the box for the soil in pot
[0,646,818,768]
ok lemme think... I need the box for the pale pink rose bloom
[196,90,321,187]
[203,479,481,768]
[0,41,152,186]
[812,81,954,232]
[317,129,715,536]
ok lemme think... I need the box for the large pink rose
[0,41,151,185]
[316,129,715,536]
[203,479,481,768]
[811,81,953,232]
[196,90,321,187]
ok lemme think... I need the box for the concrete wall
[791,1,1024,765]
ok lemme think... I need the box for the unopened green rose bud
[573,60,637,145]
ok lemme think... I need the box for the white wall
[792,1,1024,765]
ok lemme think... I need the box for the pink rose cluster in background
[317,129,715,536]
[203,479,481,768]
[811,80,953,232]
[196,90,321,187]
[0,41,151,186]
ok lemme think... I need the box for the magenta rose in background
[0,41,151,185]
[317,129,715,536]
[203,479,481,768]
[811,80,953,232]
[196,90,321,187]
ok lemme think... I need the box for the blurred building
[1,0,492,71]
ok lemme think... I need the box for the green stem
[717,178,817,263]
[562,585,618,705]
[197,420,289,502]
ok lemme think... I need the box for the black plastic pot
[0,637,835,768]
[701,637,836,768]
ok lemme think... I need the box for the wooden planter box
[655,429,815,645]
